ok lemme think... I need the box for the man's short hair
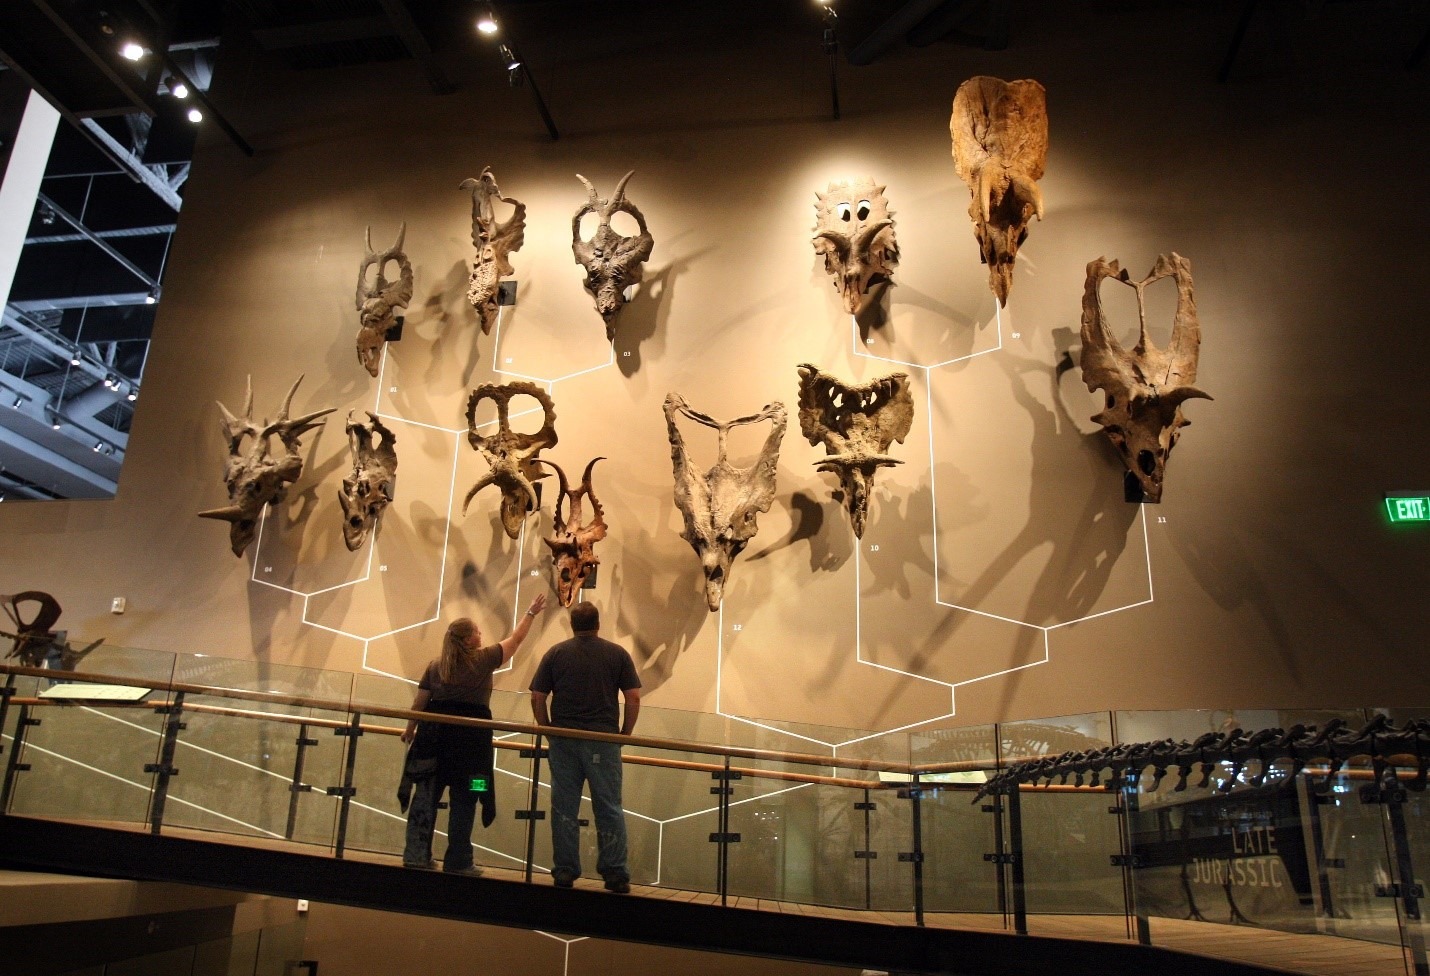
[570,602,600,633]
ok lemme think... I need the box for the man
[529,601,641,893]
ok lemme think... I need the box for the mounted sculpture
[572,171,654,338]
[1,591,102,670]
[796,364,914,538]
[537,457,608,607]
[355,223,414,377]
[812,178,899,314]
[950,76,1048,305]
[462,168,526,335]
[339,412,398,551]
[1080,253,1211,504]
[664,393,786,612]
[462,382,558,539]
[199,375,336,557]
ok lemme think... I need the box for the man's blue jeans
[547,735,628,883]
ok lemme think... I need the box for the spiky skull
[572,171,654,338]
[950,76,1048,305]
[796,364,914,538]
[1080,253,1212,504]
[462,382,558,539]
[338,412,398,551]
[462,168,526,335]
[355,224,414,377]
[664,393,786,612]
[812,178,899,314]
[537,458,608,607]
[199,375,336,557]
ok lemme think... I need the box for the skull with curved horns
[571,171,654,338]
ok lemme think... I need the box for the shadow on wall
[747,488,854,574]
[611,520,709,695]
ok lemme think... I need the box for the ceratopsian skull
[950,76,1048,305]
[1080,253,1212,504]
[796,364,914,538]
[339,412,398,551]
[198,375,336,557]
[537,457,608,607]
[355,224,414,377]
[664,393,786,612]
[812,178,899,314]
[462,168,526,335]
[462,382,558,539]
[572,171,654,338]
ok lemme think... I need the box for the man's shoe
[444,865,483,877]
[403,859,437,870]
[603,877,631,894]
[551,872,576,888]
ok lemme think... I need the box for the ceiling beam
[35,191,159,291]
[26,223,177,244]
[26,0,159,117]
[80,118,183,210]
[374,0,455,95]
[250,15,393,51]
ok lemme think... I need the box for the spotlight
[127,391,137,402]
[145,287,158,305]
[171,81,189,99]
[38,203,57,226]
[499,44,521,71]
[187,107,203,124]
[93,442,103,452]
[476,6,498,35]
[51,420,61,430]
[120,41,145,61]
[70,354,81,366]
[12,396,22,408]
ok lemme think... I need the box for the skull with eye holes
[571,171,654,338]
[812,178,899,314]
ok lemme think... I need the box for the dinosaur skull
[812,178,899,314]
[339,412,398,551]
[462,382,558,539]
[1080,253,1212,503]
[538,457,608,607]
[462,168,526,335]
[664,393,786,612]
[199,375,336,557]
[950,76,1048,305]
[355,224,414,377]
[796,364,914,538]
[572,171,654,338]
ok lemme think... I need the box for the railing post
[146,692,186,834]
[1005,782,1027,936]
[517,733,548,883]
[326,713,362,858]
[854,787,877,910]
[0,672,16,759]
[1301,773,1341,924]
[981,793,1009,923]
[709,757,741,907]
[286,722,318,841]
[1110,770,1150,945]
[899,773,925,926]
[1,704,38,813]
[1363,766,1429,976]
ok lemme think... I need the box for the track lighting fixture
[145,287,158,305]
[12,396,23,408]
[171,81,189,99]
[120,41,145,61]
[476,6,498,35]
[70,355,81,366]
[187,108,204,124]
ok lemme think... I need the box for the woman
[401,592,546,873]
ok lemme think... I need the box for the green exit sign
[1386,494,1430,523]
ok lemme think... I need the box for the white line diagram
[712,302,1154,758]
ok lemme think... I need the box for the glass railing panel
[4,649,177,826]
[913,724,999,918]
[1381,707,1430,976]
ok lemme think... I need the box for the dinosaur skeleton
[462,382,558,540]
[796,364,913,538]
[198,375,336,557]
[355,223,414,377]
[664,393,786,612]
[812,178,900,314]
[1080,253,1211,503]
[572,171,654,338]
[950,76,1048,306]
[537,458,608,607]
[462,168,526,335]
[338,412,398,551]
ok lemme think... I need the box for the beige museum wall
[2,2,1428,733]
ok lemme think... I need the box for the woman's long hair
[438,618,479,683]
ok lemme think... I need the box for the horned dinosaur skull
[796,364,914,538]
[339,412,398,551]
[536,457,608,607]
[664,393,786,612]
[1,591,103,670]
[462,168,526,335]
[950,76,1048,305]
[198,375,336,557]
[572,171,654,338]
[812,178,899,314]
[1080,253,1212,504]
[355,223,414,377]
[462,381,558,539]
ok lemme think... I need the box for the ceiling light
[476,8,498,35]
[12,396,23,408]
[145,287,158,305]
[187,108,203,124]
[70,355,81,366]
[51,420,61,430]
[127,391,137,402]
[171,81,189,99]
[121,42,145,61]
[93,442,103,452]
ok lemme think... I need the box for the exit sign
[1385,494,1430,523]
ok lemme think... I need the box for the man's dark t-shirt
[529,634,640,733]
